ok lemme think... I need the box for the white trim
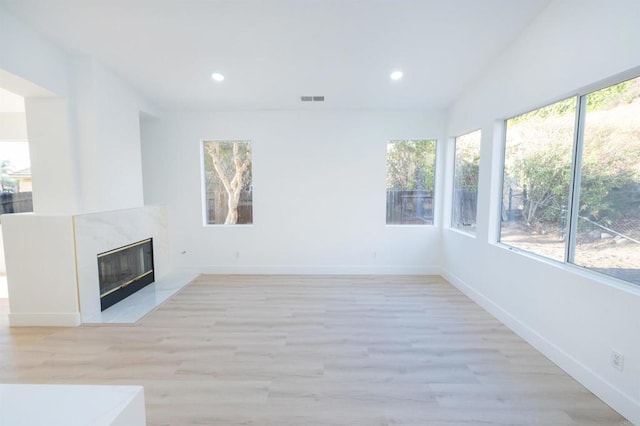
[441,268,639,425]
[442,135,456,230]
[199,140,208,226]
[445,226,477,238]
[386,138,439,227]
[178,265,439,276]
[384,224,435,228]
[491,241,640,296]
[202,224,254,228]
[200,139,254,226]
[449,129,482,231]
[8,312,81,327]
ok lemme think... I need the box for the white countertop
[0,384,145,426]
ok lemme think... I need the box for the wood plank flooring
[0,275,629,425]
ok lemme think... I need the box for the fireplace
[98,238,154,311]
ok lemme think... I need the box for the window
[573,78,640,282]
[386,139,436,225]
[452,130,481,232]
[500,98,576,262]
[500,75,640,285]
[202,140,253,225]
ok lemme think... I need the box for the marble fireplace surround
[74,206,170,323]
[1,205,188,326]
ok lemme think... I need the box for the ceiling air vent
[300,96,325,102]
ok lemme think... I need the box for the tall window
[500,75,640,285]
[573,78,640,282]
[452,130,481,233]
[202,140,253,225]
[501,98,576,262]
[386,139,436,225]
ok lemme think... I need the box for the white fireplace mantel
[1,205,169,326]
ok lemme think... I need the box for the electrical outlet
[235,251,240,259]
[372,251,377,259]
[611,350,624,371]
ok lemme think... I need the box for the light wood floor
[0,275,629,425]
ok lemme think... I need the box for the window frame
[451,129,482,235]
[200,139,254,227]
[498,95,577,263]
[496,70,640,287]
[385,139,438,226]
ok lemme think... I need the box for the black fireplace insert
[97,238,154,311]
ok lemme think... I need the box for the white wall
[0,5,152,214]
[142,110,445,274]
[25,97,80,214]
[0,5,81,215]
[0,6,71,99]
[0,112,27,140]
[1,213,79,326]
[0,227,6,274]
[444,0,640,423]
[73,57,147,213]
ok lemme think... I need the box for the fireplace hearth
[98,238,154,311]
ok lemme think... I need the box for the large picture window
[500,75,640,285]
[202,140,253,225]
[573,78,640,282]
[500,98,576,262]
[452,130,481,233]
[386,139,436,225]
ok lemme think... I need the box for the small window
[452,130,481,233]
[500,98,576,262]
[202,140,253,225]
[386,139,437,225]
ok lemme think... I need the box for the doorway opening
[0,86,33,323]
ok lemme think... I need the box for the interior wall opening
[0,86,32,320]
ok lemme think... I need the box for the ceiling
[0,0,551,111]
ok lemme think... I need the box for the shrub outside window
[386,139,437,225]
[500,98,576,262]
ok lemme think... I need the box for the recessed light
[390,71,403,81]
[211,72,225,82]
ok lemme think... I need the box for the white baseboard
[178,265,440,275]
[9,312,81,327]
[441,269,640,425]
